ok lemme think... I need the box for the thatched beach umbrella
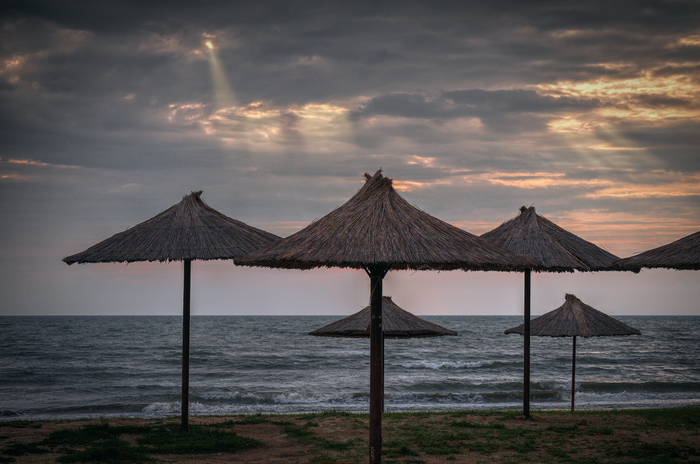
[63,191,280,431]
[505,293,640,410]
[481,206,619,416]
[309,296,458,338]
[310,296,457,414]
[236,170,540,463]
[613,230,700,271]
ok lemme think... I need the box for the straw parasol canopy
[504,293,641,338]
[505,293,640,410]
[481,206,620,417]
[481,206,619,272]
[309,296,458,339]
[63,191,280,264]
[613,230,700,272]
[63,191,281,431]
[237,170,540,463]
[237,172,540,272]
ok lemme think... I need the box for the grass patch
[57,438,145,464]
[214,414,270,426]
[628,406,700,431]
[505,437,536,454]
[608,442,700,461]
[2,441,48,456]
[40,423,150,447]
[450,419,484,429]
[1,421,263,464]
[284,423,313,441]
[309,453,339,463]
[545,424,580,434]
[137,425,263,455]
[0,421,42,430]
[2,407,699,463]
[317,438,358,452]
[270,419,294,426]
[384,428,464,456]
[545,445,570,458]
[278,419,363,459]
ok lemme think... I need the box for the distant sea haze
[1,316,699,420]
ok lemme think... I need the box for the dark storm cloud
[0,17,221,169]
[5,0,697,105]
[610,122,700,171]
[351,90,601,132]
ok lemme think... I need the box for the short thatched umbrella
[481,206,619,416]
[309,296,458,338]
[613,230,700,271]
[310,296,457,413]
[63,191,281,431]
[236,170,539,463]
[505,293,640,410]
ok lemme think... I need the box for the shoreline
[4,399,700,424]
[2,406,699,463]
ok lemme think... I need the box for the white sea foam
[398,360,492,369]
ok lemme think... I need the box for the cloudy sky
[1,0,699,317]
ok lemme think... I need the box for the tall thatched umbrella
[309,296,458,338]
[481,206,619,416]
[505,293,640,410]
[236,170,539,463]
[613,230,700,271]
[63,191,280,431]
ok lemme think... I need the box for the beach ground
[1,407,699,463]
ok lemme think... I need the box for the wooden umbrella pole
[571,336,576,411]
[523,269,531,418]
[369,265,387,463]
[181,259,191,432]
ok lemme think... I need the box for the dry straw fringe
[505,293,641,338]
[309,296,458,339]
[64,191,281,264]
[613,230,700,272]
[236,170,540,272]
[481,206,620,272]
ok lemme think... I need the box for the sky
[1,0,699,317]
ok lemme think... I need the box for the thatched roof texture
[504,294,640,338]
[481,206,619,272]
[64,191,281,264]
[309,296,458,339]
[236,171,540,271]
[613,230,700,271]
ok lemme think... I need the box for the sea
[1,316,699,421]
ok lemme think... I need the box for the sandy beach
[1,407,699,463]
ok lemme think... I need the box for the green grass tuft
[450,420,483,429]
[2,441,48,456]
[25,422,262,463]
[41,423,151,447]
[215,414,270,426]
[0,421,42,430]
[57,438,146,464]
[309,452,339,463]
[317,438,358,452]
[138,425,263,455]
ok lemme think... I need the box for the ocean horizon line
[2,314,697,318]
